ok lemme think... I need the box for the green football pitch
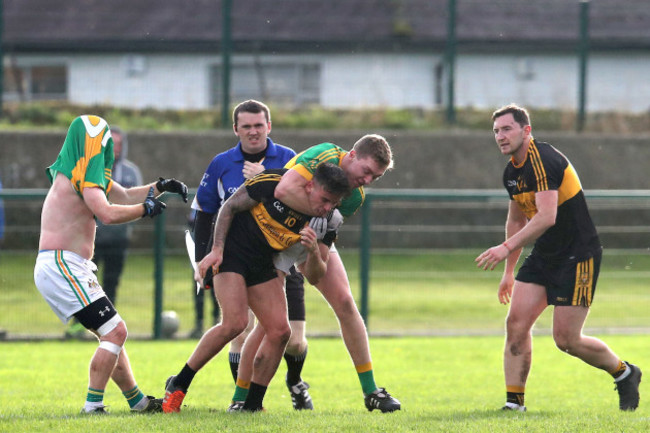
[2,249,650,338]
[1,336,648,432]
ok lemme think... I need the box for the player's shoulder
[531,139,567,165]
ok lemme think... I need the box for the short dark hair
[313,162,350,197]
[351,134,394,171]
[492,104,531,128]
[232,99,271,126]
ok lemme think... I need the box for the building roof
[3,0,650,53]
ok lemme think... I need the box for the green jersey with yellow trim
[284,142,363,217]
[503,139,600,261]
[46,115,114,198]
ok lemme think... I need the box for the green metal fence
[2,188,650,339]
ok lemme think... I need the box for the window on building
[3,65,67,102]
[211,62,321,107]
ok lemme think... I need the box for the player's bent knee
[98,340,123,356]
[97,314,126,339]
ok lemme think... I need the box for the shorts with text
[516,250,602,307]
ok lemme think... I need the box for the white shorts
[34,250,106,324]
[274,243,338,275]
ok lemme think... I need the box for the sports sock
[123,385,145,409]
[506,385,525,406]
[84,387,104,411]
[284,347,308,386]
[242,382,267,411]
[174,363,197,391]
[355,362,378,395]
[232,378,251,402]
[611,360,631,381]
[229,352,241,384]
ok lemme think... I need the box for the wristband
[502,241,513,253]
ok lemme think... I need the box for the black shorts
[285,265,305,321]
[74,296,118,330]
[516,249,602,307]
[218,237,278,287]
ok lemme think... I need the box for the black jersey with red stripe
[503,139,601,261]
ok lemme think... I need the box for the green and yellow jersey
[503,139,601,261]
[46,115,114,197]
[285,142,363,217]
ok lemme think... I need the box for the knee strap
[98,340,123,356]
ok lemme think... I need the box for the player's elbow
[274,182,289,202]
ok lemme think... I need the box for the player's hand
[498,274,515,305]
[198,249,222,280]
[309,215,328,238]
[299,226,319,254]
[475,244,509,270]
[242,161,265,179]
[194,266,213,290]
[156,177,189,202]
[328,209,344,232]
[142,187,167,218]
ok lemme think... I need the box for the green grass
[0,336,648,432]
[2,250,650,338]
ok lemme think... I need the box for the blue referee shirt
[191,138,296,214]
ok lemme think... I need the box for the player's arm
[197,185,258,279]
[495,200,528,304]
[108,177,188,205]
[297,226,330,285]
[506,190,557,251]
[193,210,215,261]
[274,169,314,215]
[84,185,164,224]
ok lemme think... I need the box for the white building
[3,0,650,113]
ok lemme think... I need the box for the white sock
[615,362,632,382]
[83,401,104,412]
[132,396,150,411]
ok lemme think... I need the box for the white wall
[320,53,440,109]
[9,50,650,113]
[67,54,213,109]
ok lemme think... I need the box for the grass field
[2,249,650,338]
[1,336,648,432]
[2,249,650,431]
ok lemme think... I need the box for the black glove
[143,187,167,218]
[156,177,189,203]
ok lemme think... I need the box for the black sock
[229,352,240,384]
[284,347,307,386]
[174,364,197,391]
[506,391,525,406]
[243,382,267,411]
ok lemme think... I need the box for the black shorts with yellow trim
[516,249,602,307]
[219,238,279,287]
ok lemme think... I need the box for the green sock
[357,369,378,395]
[123,385,145,409]
[86,387,104,403]
[232,380,250,402]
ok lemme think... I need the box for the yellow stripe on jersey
[245,172,283,186]
[291,164,313,181]
[572,257,594,307]
[528,142,548,191]
[250,202,303,250]
[70,129,107,194]
[557,164,582,206]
